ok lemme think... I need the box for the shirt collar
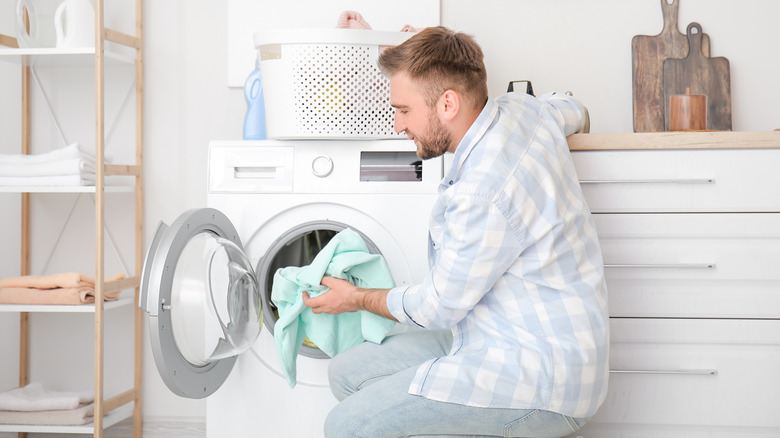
[441,97,499,188]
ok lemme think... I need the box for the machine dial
[311,155,334,178]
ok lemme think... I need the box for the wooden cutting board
[632,0,710,132]
[663,22,732,131]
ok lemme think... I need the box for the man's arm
[302,276,398,322]
[540,92,590,136]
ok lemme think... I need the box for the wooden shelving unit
[0,1,144,437]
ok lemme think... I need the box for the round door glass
[256,221,380,359]
[170,231,262,366]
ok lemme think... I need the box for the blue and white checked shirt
[386,92,609,418]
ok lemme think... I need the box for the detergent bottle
[54,0,95,49]
[243,56,267,140]
[15,0,60,48]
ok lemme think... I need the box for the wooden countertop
[568,131,780,151]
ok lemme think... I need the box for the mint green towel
[272,228,396,387]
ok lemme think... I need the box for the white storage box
[254,29,414,139]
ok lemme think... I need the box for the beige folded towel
[0,272,123,289]
[0,402,94,425]
[0,383,93,412]
[336,11,372,30]
[0,272,125,305]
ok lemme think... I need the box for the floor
[0,417,206,438]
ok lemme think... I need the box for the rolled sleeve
[539,92,588,136]
[386,285,423,327]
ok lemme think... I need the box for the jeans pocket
[504,410,582,438]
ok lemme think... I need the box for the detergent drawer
[594,213,780,319]
[569,318,780,438]
[209,143,295,193]
[571,148,780,213]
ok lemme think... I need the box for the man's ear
[438,89,460,122]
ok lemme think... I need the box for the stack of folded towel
[0,143,97,186]
[0,383,95,426]
[0,272,125,305]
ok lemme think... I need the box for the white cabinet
[602,318,780,436]
[0,1,144,437]
[573,148,780,212]
[567,133,780,437]
[596,213,780,319]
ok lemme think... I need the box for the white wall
[1,0,778,427]
[444,0,780,133]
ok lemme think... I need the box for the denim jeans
[324,329,588,438]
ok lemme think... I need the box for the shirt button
[448,180,453,185]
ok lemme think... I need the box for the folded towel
[0,174,96,186]
[0,272,125,305]
[336,11,372,30]
[0,157,95,177]
[0,383,93,412]
[400,24,422,33]
[272,228,396,387]
[0,272,122,289]
[336,10,422,33]
[336,10,421,55]
[0,403,94,425]
[0,286,122,305]
[0,143,94,165]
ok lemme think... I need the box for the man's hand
[302,276,397,322]
[302,277,360,315]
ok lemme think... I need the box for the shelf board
[0,402,132,434]
[0,185,135,194]
[568,130,780,151]
[0,47,134,67]
[0,295,135,313]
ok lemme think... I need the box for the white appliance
[141,139,442,437]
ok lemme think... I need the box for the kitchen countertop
[568,130,780,151]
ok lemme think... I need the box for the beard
[411,111,453,160]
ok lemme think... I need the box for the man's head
[378,26,488,159]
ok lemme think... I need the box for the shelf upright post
[94,0,106,436]
[18,50,31,438]
[133,0,145,437]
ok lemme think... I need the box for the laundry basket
[253,29,414,139]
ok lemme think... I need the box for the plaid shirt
[386,92,609,418]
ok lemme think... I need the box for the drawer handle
[604,263,715,269]
[611,369,718,376]
[234,166,279,179]
[579,178,714,185]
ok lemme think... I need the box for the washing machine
[140,139,442,437]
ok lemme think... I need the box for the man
[302,26,609,438]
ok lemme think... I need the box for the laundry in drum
[271,228,397,387]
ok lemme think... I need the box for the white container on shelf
[15,0,62,48]
[253,28,414,140]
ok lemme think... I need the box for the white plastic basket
[253,29,414,140]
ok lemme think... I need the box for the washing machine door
[140,208,262,399]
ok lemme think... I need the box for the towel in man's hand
[272,228,396,387]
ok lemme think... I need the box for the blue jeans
[324,329,588,438]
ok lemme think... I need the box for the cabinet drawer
[595,213,780,318]
[572,149,780,212]
[572,318,780,437]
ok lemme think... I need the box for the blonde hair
[378,26,488,111]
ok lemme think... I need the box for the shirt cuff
[386,285,420,327]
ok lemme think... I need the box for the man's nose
[393,112,405,134]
